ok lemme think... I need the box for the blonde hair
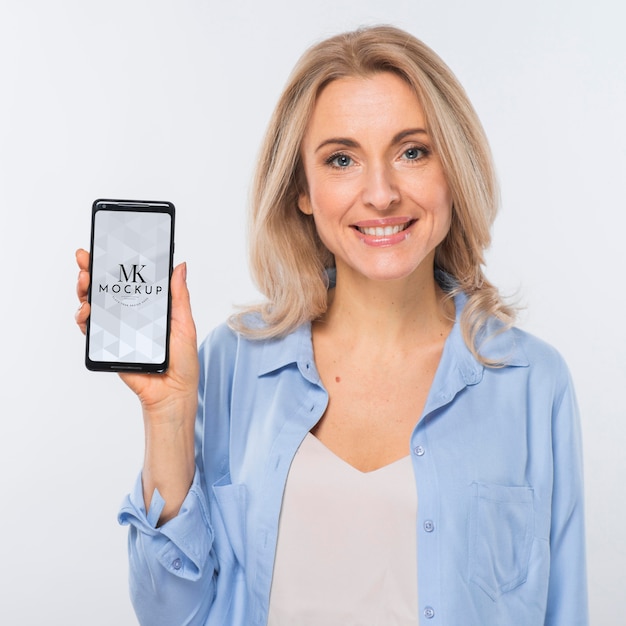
[230,25,514,364]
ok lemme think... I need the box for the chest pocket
[212,475,248,568]
[468,482,534,600]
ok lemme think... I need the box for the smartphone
[85,199,175,373]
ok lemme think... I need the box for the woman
[75,25,588,626]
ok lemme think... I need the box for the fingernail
[182,262,187,281]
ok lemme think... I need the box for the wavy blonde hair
[230,25,514,364]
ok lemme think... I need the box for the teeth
[358,222,410,236]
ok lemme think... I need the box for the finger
[75,301,90,335]
[75,248,91,302]
[75,248,90,271]
[170,262,196,332]
[77,268,90,301]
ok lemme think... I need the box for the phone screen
[86,199,175,372]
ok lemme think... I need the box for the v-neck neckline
[304,432,412,476]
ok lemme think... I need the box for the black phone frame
[85,198,176,373]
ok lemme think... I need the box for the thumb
[170,262,195,328]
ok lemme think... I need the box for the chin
[353,264,425,283]
[335,248,437,284]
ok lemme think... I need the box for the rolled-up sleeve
[118,468,217,625]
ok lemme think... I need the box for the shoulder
[472,300,568,374]
[196,319,266,400]
[510,326,566,363]
[493,325,575,402]
[509,326,569,374]
[198,321,239,362]
[198,314,309,375]
[198,317,261,368]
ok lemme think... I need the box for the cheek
[435,189,453,243]
[437,201,453,242]
[413,174,453,242]
[422,174,452,217]
[306,186,352,253]
[306,172,358,218]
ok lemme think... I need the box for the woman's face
[298,72,452,284]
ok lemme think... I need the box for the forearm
[141,395,197,524]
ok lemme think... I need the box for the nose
[361,163,400,211]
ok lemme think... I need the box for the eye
[402,146,427,161]
[326,153,353,168]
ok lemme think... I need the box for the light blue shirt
[119,292,588,625]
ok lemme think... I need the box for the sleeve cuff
[118,468,214,580]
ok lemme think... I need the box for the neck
[317,264,455,347]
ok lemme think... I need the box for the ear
[297,191,313,216]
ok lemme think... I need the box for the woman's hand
[75,248,199,523]
[75,248,199,407]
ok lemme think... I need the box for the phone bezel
[85,198,176,373]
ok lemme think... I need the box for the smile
[353,220,415,236]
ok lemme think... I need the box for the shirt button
[424,606,435,619]
[414,445,425,456]
[172,558,182,570]
[423,520,435,532]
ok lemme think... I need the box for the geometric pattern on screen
[89,210,171,363]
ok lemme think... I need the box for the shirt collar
[258,321,319,383]
[256,290,528,383]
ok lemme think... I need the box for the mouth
[353,219,416,237]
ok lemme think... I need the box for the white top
[268,433,419,626]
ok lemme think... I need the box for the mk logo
[118,264,147,283]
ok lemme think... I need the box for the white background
[1,0,624,623]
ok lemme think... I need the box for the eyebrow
[314,128,429,153]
